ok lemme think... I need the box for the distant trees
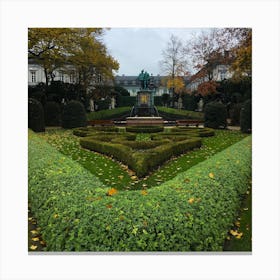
[28,28,119,92]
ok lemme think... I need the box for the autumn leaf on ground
[118,175,124,180]
[32,237,39,242]
[230,229,238,236]
[188,198,195,204]
[141,190,148,196]
[185,178,190,183]
[236,232,243,239]
[107,188,118,196]
[30,230,38,235]
[235,221,241,227]
[208,172,215,179]
[30,245,37,250]
[106,204,113,209]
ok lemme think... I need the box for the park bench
[176,119,204,127]
[88,120,115,126]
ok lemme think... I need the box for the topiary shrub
[204,102,227,129]
[240,99,252,133]
[230,103,243,125]
[45,101,61,126]
[28,98,45,132]
[62,100,87,129]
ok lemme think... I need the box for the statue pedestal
[126,116,163,126]
[134,90,156,116]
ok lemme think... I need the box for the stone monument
[126,70,163,126]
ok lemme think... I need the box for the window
[59,71,64,82]
[220,70,226,80]
[31,71,36,83]
[69,71,75,83]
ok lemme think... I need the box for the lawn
[29,128,251,251]
[38,128,246,191]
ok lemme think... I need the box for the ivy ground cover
[29,129,251,251]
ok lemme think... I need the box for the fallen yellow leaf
[141,190,148,196]
[209,172,214,179]
[107,188,118,196]
[235,221,241,227]
[188,198,195,204]
[30,245,37,250]
[30,230,38,235]
[230,229,238,236]
[32,237,39,242]
[236,232,243,239]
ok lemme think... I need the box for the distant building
[28,59,191,97]
[187,64,233,92]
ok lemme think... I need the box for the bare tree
[160,34,189,100]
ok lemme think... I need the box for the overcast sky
[102,28,210,76]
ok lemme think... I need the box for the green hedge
[240,99,252,133]
[80,135,201,177]
[28,98,45,132]
[61,101,87,129]
[204,102,227,129]
[116,96,136,107]
[29,130,251,251]
[126,126,164,133]
[87,107,131,120]
[44,101,61,126]
[157,106,204,120]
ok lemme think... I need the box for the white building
[28,59,77,86]
[186,64,233,92]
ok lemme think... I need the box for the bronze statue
[138,69,150,89]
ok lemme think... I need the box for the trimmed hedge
[45,101,61,126]
[87,107,131,120]
[28,98,45,132]
[80,134,202,177]
[29,130,251,251]
[240,99,252,133]
[157,106,204,120]
[126,126,164,133]
[230,103,243,125]
[62,101,87,129]
[204,102,227,129]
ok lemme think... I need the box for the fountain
[126,70,164,126]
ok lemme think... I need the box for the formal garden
[28,96,252,252]
[28,28,252,252]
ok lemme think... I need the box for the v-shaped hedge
[75,127,215,177]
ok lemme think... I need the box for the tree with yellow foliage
[28,28,119,92]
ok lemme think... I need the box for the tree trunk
[44,67,49,90]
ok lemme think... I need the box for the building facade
[28,60,173,97]
[187,64,233,92]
